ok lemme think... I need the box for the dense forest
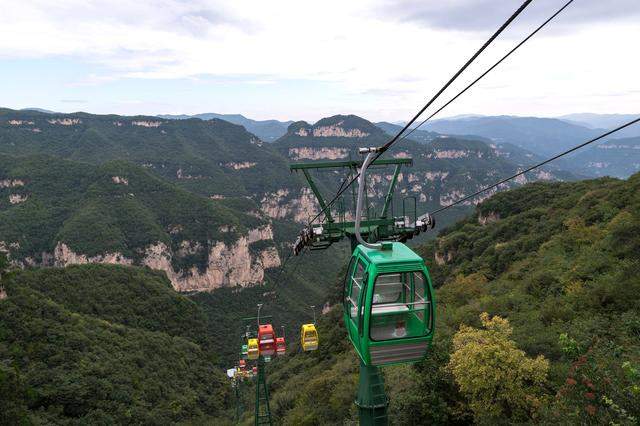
[0,141,640,424]
[1,167,638,424]
[249,173,640,425]
[0,264,231,424]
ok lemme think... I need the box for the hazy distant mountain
[558,113,638,129]
[159,112,292,142]
[558,113,640,138]
[375,121,440,144]
[422,115,603,156]
[21,107,59,114]
[274,114,577,225]
[562,136,640,178]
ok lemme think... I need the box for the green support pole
[234,378,243,423]
[302,169,334,223]
[254,358,273,426]
[356,360,389,425]
[380,164,401,219]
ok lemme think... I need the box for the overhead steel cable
[423,117,640,217]
[398,0,576,144]
[377,0,534,152]
[302,0,535,228]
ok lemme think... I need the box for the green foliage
[0,251,7,275]
[448,313,549,423]
[0,155,262,271]
[0,361,30,425]
[266,173,640,424]
[0,108,303,198]
[0,264,231,424]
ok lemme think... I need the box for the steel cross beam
[290,157,412,223]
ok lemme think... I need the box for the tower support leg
[255,358,273,426]
[355,360,389,425]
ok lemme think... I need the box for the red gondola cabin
[276,337,286,356]
[258,324,276,356]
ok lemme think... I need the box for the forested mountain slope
[0,109,578,242]
[0,108,301,200]
[424,115,603,156]
[562,136,640,178]
[0,265,232,424]
[261,173,640,425]
[159,112,293,142]
[0,154,279,291]
[274,114,576,225]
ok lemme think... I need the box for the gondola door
[344,254,369,361]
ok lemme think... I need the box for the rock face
[428,150,470,159]
[9,194,28,204]
[111,176,129,185]
[0,179,25,188]
[54,243,133,267]
[478,211,500,225]
[132,120,162,127]
[47,118,82,126]
[288,147,349,160]
[50,225,281,292]
[225,162,257,170]
[260,188,318,223]
[312,121,370,138]
[8,120,34,126]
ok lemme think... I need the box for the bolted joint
[416,214,436,232]
[358,146,382,155]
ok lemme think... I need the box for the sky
[0,0,638,122]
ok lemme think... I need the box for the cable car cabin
[239,359,246,369]
[241,344,248,359]
[276,337,286,356]
[258,324,276,356]
[300,324,319,351]
[247,338,259,360]
[343,242,435,366]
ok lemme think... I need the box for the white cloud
[0,0,638,120]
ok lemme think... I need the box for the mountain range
[158,112,293,142]
[1,106,638,290]
[2,105,640,424]
[262,172,640,425]
[157,111,640,178]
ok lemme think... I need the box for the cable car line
[422,116,640,217]
[299,0,539,231]
[377,0,534,153]
[397,0,576,144]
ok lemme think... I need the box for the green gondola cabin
[343,242,435,366]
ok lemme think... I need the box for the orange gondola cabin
[276,337,286,356]
[258,324,276,356]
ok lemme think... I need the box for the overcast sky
[1,0,638,122]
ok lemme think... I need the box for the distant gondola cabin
[300,324,319,351]
[241,344,248,359]
[247,338,259,360]
[258,324,276,356]
[343,242,435,366]
[276,337,286,356]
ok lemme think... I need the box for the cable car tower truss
[291,157,434,255]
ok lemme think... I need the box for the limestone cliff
[39,225,282,292]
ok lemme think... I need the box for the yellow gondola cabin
[300,324,319,351]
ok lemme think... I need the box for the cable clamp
[358,147,381,155]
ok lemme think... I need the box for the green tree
[0,252,7,275]
[0,361,30,425]
[448,312,549,424]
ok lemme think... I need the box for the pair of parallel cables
[277,0,639,276]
